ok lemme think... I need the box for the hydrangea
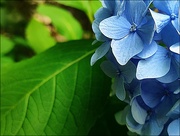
[91,0,180,135]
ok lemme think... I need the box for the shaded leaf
[1,40,111,135]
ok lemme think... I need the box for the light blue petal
[137,17,155,44]
[167,118,180,136]
[113,77,126,101]
[100,60,117,78]
[131,98,147,125]
[170,42,180,54]
[166,100,180,119]
[136,46,171,79]
[91,41,110,65]
[94,7,112,21]
[124,0,146,25]
[92,20,109,41]
[149,9,170,33]
[141,115,164,136]
[112,33,144,65]
[137,41,158,59]
[153,0,179,15]
[99,16,131,39]
[156,64,178,83]
[126,110,143,134]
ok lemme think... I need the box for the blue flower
[137,45,180,83]
[100,51,136,101]
[99,0,155,65]
[150,0,180,34]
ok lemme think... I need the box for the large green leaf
[37,4,83,40]
[1,40,111,135]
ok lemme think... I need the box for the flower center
[130,23,137,32]
[171,13,176,20]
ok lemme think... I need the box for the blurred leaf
[26,18,56,53]
[37,4,83,40]
[0,35,15,55]
[1,40,111,135]
[55,0,101,22]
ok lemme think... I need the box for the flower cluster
[91,0,180,135]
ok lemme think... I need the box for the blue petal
[167,118,180,136]
[94,7,112,21]
[113,76,126,101]
[131,98,147,124]
[112,33,144,65]
[156,63,178,83]
[155,95,177,126]
[141,115,164,136]
[120,61,136,83]
[99,16,131,39]
[126,109,143,134]
[153,0,179,15]
[137,17,155,44]
[161,23,180,47]
[124,0,146,25]
[92,20,109,41]
[100,60,117,78]
[170,42,180,54]
[91,41,110,65]
[149,9,170,33]
[141,80,165,108]
[137,41,158,59]
[100,0,119,14]
[136,46,171,79]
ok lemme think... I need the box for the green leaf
[0,35,14,55]
[55,0,101,22]
[37,4,83,40]
[26,18,56,53]
[1,40,111,135]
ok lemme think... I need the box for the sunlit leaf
[55,0,101,22]
[26,18,56,53]
[37,4,83,40]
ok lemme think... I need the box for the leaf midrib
[2,49,95,119]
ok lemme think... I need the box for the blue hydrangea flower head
[99,0,155,65]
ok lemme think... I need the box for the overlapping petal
[137,41,158,59]
[149,9,170,33]
[141,80,165,108]
[91,41,110,65]
[100,16,131,39]
[136,46,171,79]
[112,33,143,65]
[167,118,180,136]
